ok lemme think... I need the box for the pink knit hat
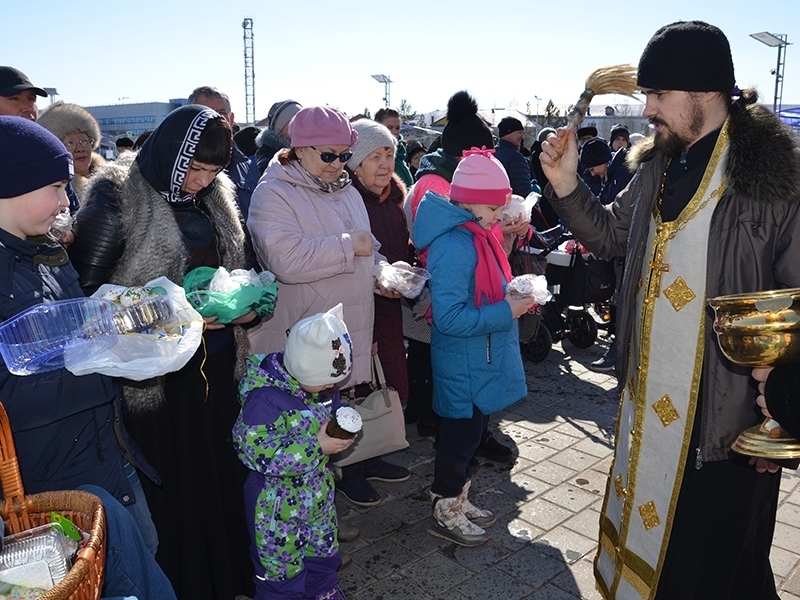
[449,147,512,207]
[288,106,358,148]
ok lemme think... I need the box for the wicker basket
[0,401,106,599]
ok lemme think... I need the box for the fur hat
[441,91,494,158]
[288,106,358,148]
[267,100,302,135]
[576,125,598,140]
[346,119,397,170]
[498,117,524,138]
[0,116,73,199]
[638,21,735,92]
[580,137,612,169]
[284,304,353,387]
[450,148,511,207]
[38,102,101,149]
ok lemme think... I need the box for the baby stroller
[515,224,607,363]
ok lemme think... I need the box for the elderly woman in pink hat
[247,106,410,511]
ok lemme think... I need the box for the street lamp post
[534,95,542,125]
[42,87,59,105]
[750,32,791,113]
[371,74,392,108]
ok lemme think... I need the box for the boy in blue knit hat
[0,115,176,599]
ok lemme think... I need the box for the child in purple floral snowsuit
[232,305,356,600]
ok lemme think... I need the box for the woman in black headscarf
[69,104,256,600]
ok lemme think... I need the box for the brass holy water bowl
[709,288,800,459]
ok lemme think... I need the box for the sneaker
[475,432,514,463]
[363,458,410,483]
[589,340,616,373]
[336,476,382,507]
[427,495,490,547]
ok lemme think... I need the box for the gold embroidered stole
[595,122,730,600]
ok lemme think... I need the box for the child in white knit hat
[232,304,355,600]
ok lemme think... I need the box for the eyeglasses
[64,138,93,151]
[310,146,353,163]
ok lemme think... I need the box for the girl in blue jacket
[413,148,536,546]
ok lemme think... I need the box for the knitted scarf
[460,221,512,306]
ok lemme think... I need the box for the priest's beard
[651,94,706,158]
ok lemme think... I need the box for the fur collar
[72,153,106,202]
[87,152,250,412]
[626,103,800,204]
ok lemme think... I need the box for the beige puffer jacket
[246,159,377,387]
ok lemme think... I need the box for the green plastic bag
[183,267,278,324]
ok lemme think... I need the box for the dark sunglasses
[310,146,353,163]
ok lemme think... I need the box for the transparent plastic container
[0,523,76,589]
[0,298,118,376]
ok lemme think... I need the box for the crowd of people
[1,17,799,600]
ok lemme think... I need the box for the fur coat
[72,152,250,411]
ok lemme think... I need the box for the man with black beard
[540,21,800,600]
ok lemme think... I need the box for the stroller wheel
[566,311,598,349]
[520,324,552,363]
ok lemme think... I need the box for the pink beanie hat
[288,106,358,148]
[449,147,512,207]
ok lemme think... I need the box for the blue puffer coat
[413,191,527,419]
[0,229,157,505]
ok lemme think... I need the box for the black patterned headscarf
[136,104,219,204]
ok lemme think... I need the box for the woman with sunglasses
[247,106,378,389]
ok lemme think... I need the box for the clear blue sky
[3,0,797,121]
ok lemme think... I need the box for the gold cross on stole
[645,224,673,298]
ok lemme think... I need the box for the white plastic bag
[501,192,540,223]
[65,276,204,380]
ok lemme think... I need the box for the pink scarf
[460,221,512,306]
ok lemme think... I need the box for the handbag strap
[371,354,388,390]
[343,355,389,406]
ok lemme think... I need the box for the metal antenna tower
[243,18,255,124]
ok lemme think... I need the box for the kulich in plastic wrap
[507,274,552,304]
[374,261,431,299]
[98,286,175,334]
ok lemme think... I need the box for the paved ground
[335,334,800,600]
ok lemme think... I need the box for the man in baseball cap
[0,66,47,121]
